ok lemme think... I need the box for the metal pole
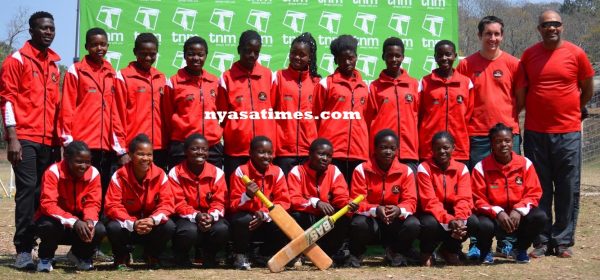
[74,0,80,63]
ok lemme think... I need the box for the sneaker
[77,258,94,271]
[93,249,114,263]
[496,241,513,258]
[233,254,251,270]
[466,245,481,260]
[384,248,407,267]
[36,258,54,272]
[481,252,494,264]
[514,250,530,263]
[15,252,35,270]
[344,254,362,268]
[113,254,132,271]
[528,243,548,259]
[557,246,573,258]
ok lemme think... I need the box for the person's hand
[249,211,265,231]
[376,206,387,221]
[496,211,515,233]
[348,202,359,212]
[86,219,95,241]
[385,205,401,222]
[317,201,335,216]
[7,135,22,165]
[449,219,467,240]
[118,154,131,166]
[245,181,259,199]
[197,213,214,232]
[74,220,93,243]
[134,218,154,235]
[581,107,589,121]
[509,210,522,231]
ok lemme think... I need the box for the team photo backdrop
[79,0,458,81]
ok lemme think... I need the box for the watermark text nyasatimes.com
[206,109,361,122]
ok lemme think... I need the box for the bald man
[515,10,595,259]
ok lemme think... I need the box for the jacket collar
[302,161,333,181]
[124,62,163,80]
[426,159,461,172]
[428,69,462,85]
[284,67,311,81]
[20,40,61,63]
[124,162,162,185]
[483,152,523,173]
[229,61,268,79]
[177,161,215,182]
[376,69,411,85]
[247,160,278,179]
[363,158,405,177]
[330,69,366,89]
[80,55,115,75]
[175,68,217,84]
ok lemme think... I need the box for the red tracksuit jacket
[217,62,276,156]
[60,56,126,154]
[0,41,61,145]
[366,70,420,161]
[115,62,168,150]
[288,162,350,216]
[229,161,290,218]
[104,163,174,231]
[350,159,417,219]
[472,153,542,219]
[36,161,102,227]
[272,68,319,157]
[418,70,473,161]
[165,68,222,146]
[313,70,369,161]
[417,159,472,227]
[169,161,227,222]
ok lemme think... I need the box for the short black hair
[238,30,261,52]
[374,129,399,147]
[330,35,358,60]
[183,133,207,150]
[292,32,321,78]
[64,141,90,159]
[134,32,159,50]
[431,131,455,148]
[434,39,456,54]
[183,36,208,54]
[382,37,404,59]
[309,138,333,154]
[29,11,53,29]
[85,27,107,45]
[488,123,513,142]
[478,16,504,35]
[128,133,152,153]
[250,136,272,151]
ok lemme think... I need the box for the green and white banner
[80,0,458,81]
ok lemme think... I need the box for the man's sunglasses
[540,21,562,28]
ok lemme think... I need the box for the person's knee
[478,215,495,237]
[93,222,107,240]
[403,215,421,236]
[106,220,125,235]
[36,216,61,238]
[230,212,253,229]
[527,208,549,228]
[175,220,198,241]
[212,220,230,241]
[159,218,177,235]
[418,214,439,233]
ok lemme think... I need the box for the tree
[0,6,29,65]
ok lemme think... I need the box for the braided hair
[291,32,321,78]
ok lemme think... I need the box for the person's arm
[150,172,175,226]
[312,79,327,129]
[453,165,473,221]
[0,58,23,164]
[81,169,102,224]
[396,167,417,219]
[287,166,312,212]
[104,172,137,231]
[330,167,351,210]
[350,164,378,216]
[207,167,227,222]
[579,77,594,110]
[169,168,198,222]
[472,162,502,219]
[513,158,543,216]
[417,164,454,226]
[514,61,528,114]
[271,167,291,211]
[39,166,78,227]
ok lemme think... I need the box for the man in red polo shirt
[0,11,62,269]
[516,10,595,258]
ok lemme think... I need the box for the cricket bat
[240,175,333,270]
[267,195,365,272]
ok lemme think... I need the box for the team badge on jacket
[258,92,267,101]
[493,70,503,78]
[515,176,523,185]
[392,185,401,194]
[457,95,464,104]
[405,94,413,103]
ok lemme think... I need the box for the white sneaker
[76,259,93,271]
[37,258,53,272]
[233,254,251,270]
[15,252,35,270]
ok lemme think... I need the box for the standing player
[0,11,62,269]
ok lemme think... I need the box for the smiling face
[491,130,513,163]
[434,43,456,71]
[335,49,357,77]
[239,39,261,71]
[308,144,333,173]
[29,17,55,50]
[85,34,109,65]
[374,135,398,170]
[67,150,92,179]
[289,41,311,72]
[130,142,153,174]
[432,136,455,168]
[184,43,207,75]
[383,45,404,75]
[479,22,503,52]
[185,137,209,168]
[250,140,273,173]
[538,11,563,45]
[134,42,158,72]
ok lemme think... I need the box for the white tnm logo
[319,12,342,34]
[135,7,160,30]
[210,52,235,74]
[258,53,272,68]
[283,55,290,68]
[96,6,122,30]
[401,56,412,73]
[210,9,235,32]
[283,11,307,33]
[356,54,378,77]
[319,53,336,75]
[105,51,122,69]
[172,7,197,31]
[172,51,186,69]
[247,9,271,33]
[423,55,437,73]
[388,14,411,36]
[422,14,444,37]
[354,12,376,35]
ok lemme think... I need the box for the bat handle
[241,175,274,209]
[331,195,364,222]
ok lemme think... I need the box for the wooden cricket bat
[240,175,333,270]
[267,195,365,272]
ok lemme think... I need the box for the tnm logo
[105,51,122,69]
[318,0,344,5]
[306,218,334,244]
[319,53,336,74]
[422,14,444,37]
[319,12,342,34]
[421,0,446,7]
[354,12,376,35]
[135,7,160,30]
[210,9,235,32]
[401,56,412,73]
[356,54,378,77]
[172,7,197,31]
[247,9,271,33]
[96,6,122,30]
[423,55,437,73]
[257,53,272,68]
[283,11,307,33]
[172,51,186,69]
[388,14,411,36]
[210,52,235,74]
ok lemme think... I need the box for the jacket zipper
[442,172,447,207]
[296,72,302,159]
[248,75,255,138]
[347,87,355,161]
[445,85,449,132]
[381,174,386,205]
[394,84,401,159]
[504,175,509,210]
[200,79,205,135]
[150,77,155,147]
